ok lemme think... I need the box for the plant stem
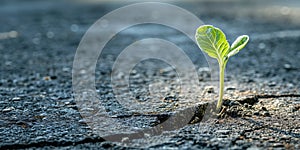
[217,62,226,110]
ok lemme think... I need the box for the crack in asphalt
[1,93,298,149]
[256,93,300,99]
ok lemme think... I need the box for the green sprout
[195,25,249,110]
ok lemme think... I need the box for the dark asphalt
[0,0,299,149]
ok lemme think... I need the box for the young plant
[195,25,249,110]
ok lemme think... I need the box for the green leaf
[194,24,250,110]
[227,35,249,57]
[195,25,230,61]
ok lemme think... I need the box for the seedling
[195,25,249,110]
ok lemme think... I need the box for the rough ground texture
[0,0,300,149]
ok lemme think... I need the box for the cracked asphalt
[0,0,299,149]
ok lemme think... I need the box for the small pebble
[283,64,292,70]
[244,103,250,108]
[11,97,21,101]
[43,76,51,81]
[205,86,214,93]
[160,67,174,73]
[268,81,276,87]
[198,67,210,72]
[226,86,236,91]
[2,107,15,112]
[5,61,12,66]
[131,69,137,74]
[121,137,130,143]
[261,107,267,111]
[258,42,266,49]
[46,31,54,38]
[253,111,260,116]
[292,105,300,112]
[280,135,291,140]
[78,119,86,124]
[263,112,271,117]
[62,67,70,72]
[70,24,79,32]
[287,83,294,88]
[272,143,284,147]
[35,136,46,141]
[164,95,177,101]
[215,130,230,134]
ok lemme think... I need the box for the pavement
[0,0,299,149]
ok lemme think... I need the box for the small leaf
[227,35,249,57]
[195,25,230,61]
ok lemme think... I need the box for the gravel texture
[0,0,299,149]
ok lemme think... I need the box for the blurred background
[1,0,299,83]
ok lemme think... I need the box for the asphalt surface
[0,0,299,149]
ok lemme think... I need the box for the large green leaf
[195,25,230,61]
[227,35,249,57]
